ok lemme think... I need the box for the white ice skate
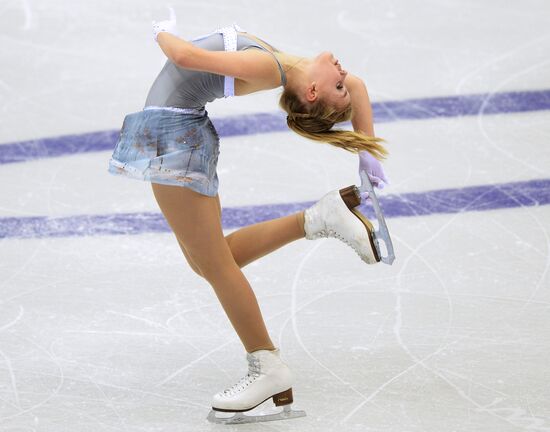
[207,349,306,424]
[304,170,395,265]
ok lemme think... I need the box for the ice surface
[1,0,549,431]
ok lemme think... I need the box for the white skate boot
[304,185,381,264]
[207,349,306,424]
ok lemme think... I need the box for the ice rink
[1,0,550,430]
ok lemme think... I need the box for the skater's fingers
[360,191,371,202]
[380,173,390,185]
[377,174,390,188]
[369,174,389,190]
[152,7,179,41]
[368,174,382,188]
[168,6,176,21]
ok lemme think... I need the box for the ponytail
[280,87,387,160]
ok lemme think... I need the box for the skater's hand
[152,7,178,42]
[358,150,389,189]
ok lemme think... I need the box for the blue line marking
[1,178,549,239]
[1,89,550,165]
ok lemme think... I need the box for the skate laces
[306,193,371,263]
[221,356,261,396]
[316,229,360,256]
[318,228,374,263]
[311,203,357,248]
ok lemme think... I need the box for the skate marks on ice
[2,177,549,239]
[2,88,550,164]
[269,201,550,427]
[207,404,306,425]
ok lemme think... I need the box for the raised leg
[223,208,306,268]
[176,195,305,272]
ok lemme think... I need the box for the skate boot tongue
[246,353,261,377]
[222,355,261,396]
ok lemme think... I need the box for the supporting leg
[151,183,274,353]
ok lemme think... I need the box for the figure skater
[108,8,389,424]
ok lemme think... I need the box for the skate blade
[358,170,395,265]
[207,404,306,425]
[350,207,381,263]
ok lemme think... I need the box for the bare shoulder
[346,74,367,93]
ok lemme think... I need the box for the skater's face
[306,51,351,110]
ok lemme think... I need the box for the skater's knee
[176,233,236,281]
[186,259,204,277]
[193,259,233,282]
[178,240,205,277]
[187,250,237,282]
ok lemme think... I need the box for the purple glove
[358,150,389,200]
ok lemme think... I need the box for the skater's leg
[177,197,305,272]
[175,237,202,276]
[152,183,274,353]
[213,195,306,268]
[225,213,306,268]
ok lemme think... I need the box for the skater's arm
[156,32,195,65]
[156,33,279,83]
[347,74,389,185]
[346,74,375,137]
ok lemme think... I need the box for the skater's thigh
[151,183,233,273]
[215,194,222,219]
[176,237,202,276]
[157,187,215,275]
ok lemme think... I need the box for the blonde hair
[279,87,387,160]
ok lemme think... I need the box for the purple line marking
[1,89,550,165]
[1,178,549,240]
